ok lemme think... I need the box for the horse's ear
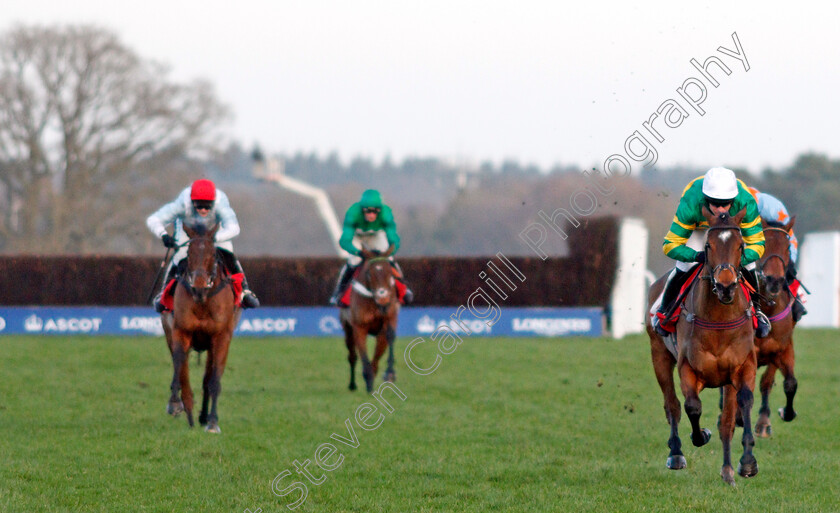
[209,222,220,238]
[761,217,769,229]
[733,207,747,226]
[383,244,396,258]
[184,224,196,239]
[360,248,375,261]
[785,215,796,232]
[701,205,714,223]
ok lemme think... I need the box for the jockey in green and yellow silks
[329,189,413,306]
[653,167,770,337]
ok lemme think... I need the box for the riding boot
[786,263,807,322]
[154,264,181,313]
[233,260,259,308]
[653,268,687,337]
[329,263,356,306]
[218,249,259,308]
[390,260,414,304]
[743,268,771,338]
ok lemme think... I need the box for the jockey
[146,179,260,312]
[329,189,414,306]
[652,167,770,338]
[748,187,807,322]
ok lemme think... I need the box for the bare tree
[0,24,229,253]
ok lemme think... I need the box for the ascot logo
[25,314,44,332]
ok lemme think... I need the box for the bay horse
[646,207,759,485]
[160,222,240,433]
[340,246,399,393]
[753,216,798,437]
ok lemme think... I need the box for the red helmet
[190,179,216,201]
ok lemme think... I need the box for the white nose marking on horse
[717,231,732,243]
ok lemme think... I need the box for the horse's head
[760,216,795,298]
[702,206,747,305]
[360,249,397,312]
[183,222,221,303]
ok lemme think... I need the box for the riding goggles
[706,198,733,209]
[193,200,214,211]
[362,207,381,214]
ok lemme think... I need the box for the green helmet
[359,189,383,209]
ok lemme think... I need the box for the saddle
[159,272,244,312]
[653,265,759,335]
[338,265,408,307]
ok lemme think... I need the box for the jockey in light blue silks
[748,187,806,322]
[146,179,259,312]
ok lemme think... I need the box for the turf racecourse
[1,331,839,513]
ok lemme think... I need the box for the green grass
[1,330,839,512]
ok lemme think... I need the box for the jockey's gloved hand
[694,251,706,263]
[162,234,177,248]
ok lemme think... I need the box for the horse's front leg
[735,381,758,479]
[651,343,684,469]
[343,321,358,391]
[199,353,212,426]
[372,328,388,381]
[384,324,397,383]
[354,328,374,393]
[719,385,738,485]
[755,363,777,437]
[169,329,194,427]
[205,333,232,434]
[777,343,797,422]
[678,364,712,449]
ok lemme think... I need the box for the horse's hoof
[692,428,712,447]
[384,371,396,383]
[755,423,772,438]
[720,466,736,486]
[167,401,184,416]
[778,407,797,422]
[198,414,208,426]
[737,458,758,478]
[205,423,221,434]
[348,382,357,391]
[666,455,686,470]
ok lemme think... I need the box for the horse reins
[759,226,795,321]
[686,224,752,330]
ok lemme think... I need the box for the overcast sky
[4,1,838,173]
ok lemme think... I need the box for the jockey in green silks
[652,167,770,338]
[329,189,413,306]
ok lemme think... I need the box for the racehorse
[161,222,241,433]
[340,246,399,393]
[646,207,759,485]
[753,216,798,437]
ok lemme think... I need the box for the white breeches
[348,231,390,266]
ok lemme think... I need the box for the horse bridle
[180,242,230,302]
[357,256,396,310]
[703,225,745,295]
[758,226,791,279]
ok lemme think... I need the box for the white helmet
[702,167,738,201]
